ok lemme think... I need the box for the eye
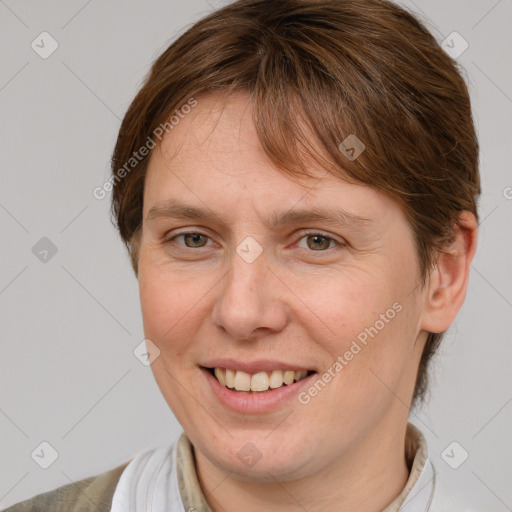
[168,232,212,248]
[297,232,340,251]
[165,231,342,253]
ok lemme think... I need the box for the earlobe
[421,211,478,334]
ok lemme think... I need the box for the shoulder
[2,461,130,512]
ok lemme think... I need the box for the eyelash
[164,231,343,253]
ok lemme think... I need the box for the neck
[194,420,411,512]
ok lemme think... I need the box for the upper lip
[201,358,316,374]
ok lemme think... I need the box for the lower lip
[200,367,316,414]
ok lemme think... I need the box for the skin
[136,91,477,511]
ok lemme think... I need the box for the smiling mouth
[203,367,316,393]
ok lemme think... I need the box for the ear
[420,211,478,334]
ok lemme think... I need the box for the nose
[211,246,288,341]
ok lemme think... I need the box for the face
[138,91,429,482]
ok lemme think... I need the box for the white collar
[383,422,436,511]
[110,423,436,512]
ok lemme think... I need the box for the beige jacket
[2,463,128,512]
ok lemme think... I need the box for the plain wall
[1,0,511,509]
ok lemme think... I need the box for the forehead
[143,91,393,222]
[150,91,331,183]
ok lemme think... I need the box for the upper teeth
[213,368,309,392]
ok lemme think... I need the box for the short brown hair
[110,0,480,405]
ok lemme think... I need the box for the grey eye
[175,233,209,248]
[299,234,335,251]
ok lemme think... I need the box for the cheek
[138,265,207,414]
[138,262,205,358]
[292,268,396,344]
[297,267,420,390]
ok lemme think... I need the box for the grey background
[0,0,510,509]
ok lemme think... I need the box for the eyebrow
[146,198,372,229]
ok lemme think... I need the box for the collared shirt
[110,422,439,511]
[4,422,449,512]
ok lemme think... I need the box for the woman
[5,0,479,510]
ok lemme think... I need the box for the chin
[196,429,319,482]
